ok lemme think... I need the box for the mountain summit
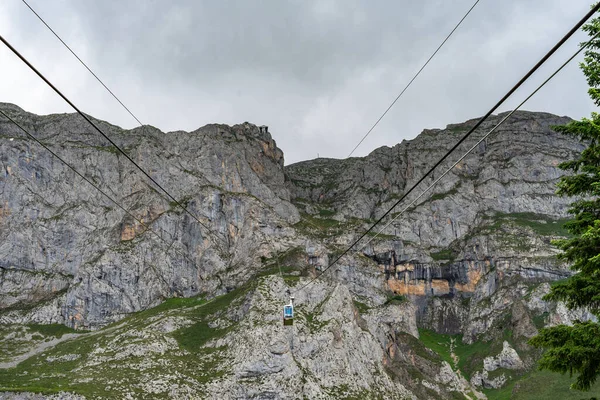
[0,105,596,398]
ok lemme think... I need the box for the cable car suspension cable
[291,3,600,295]
[0,109,206,279]
[21,0,143,126]
[0,33,228,250]
[359,30,600,250]
[347,0,481,158]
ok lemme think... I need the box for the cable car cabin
[283,304,294,326]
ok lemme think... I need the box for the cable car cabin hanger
[283,296,294,326]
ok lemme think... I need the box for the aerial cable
[0,108,207,280]
[261,230,283,277]
[292,3,600,295]
[347,0,480,158]
[260,231,295,325]
[263,232,287,292]
[22,0,228,232]
[0,33,228,249]
[21,0,143,126]
[359,30,600,250]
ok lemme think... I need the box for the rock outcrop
[0,103,300,329]
[0,104,595,398]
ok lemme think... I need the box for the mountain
[0,103,598,399]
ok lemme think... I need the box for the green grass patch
[173,321,229,353]
[172,284,253,353]
[293,212,360,238]
[487,368,512,380]
[318,208,336,217]
[26,324,82,339]
[384,294,407,306]
[353,300,370,314]
[430,248,458,262]
[446,125,468,134]
[417,328,495,380]
[133,295,206,320]
[430,183,461,201]
[0,333,97,395]
[487,212,571,237]
[397,332,441,363]
[454,337,497,380]
[482,379,518,400]
[365,231,398,240]
[294,213,336,230]
[502,369,600,400]
[92,145,119,155]
[0,284,248,396]
[417,328,454,365]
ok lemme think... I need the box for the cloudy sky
[0,0,597,164]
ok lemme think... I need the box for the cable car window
[283,305,293,318]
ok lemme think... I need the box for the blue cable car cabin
[283,304,294,326]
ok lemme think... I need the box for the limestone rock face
[471,342,524,390]
[483,341,524,371]
[470,370,507,390]
[0,105,594,398]
[288,111,588,341]
[0,103,299,329]
[206,277,418,399]
[287,111,578,224]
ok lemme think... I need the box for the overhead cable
[360,30,600,250]
[292,3,600,295]
[0,33,228,249]
[0,108,205,277]
[20,1,231,250]
[21,0,143,126]
[347,0,481,158]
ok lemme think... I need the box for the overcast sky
[0,0,597,165]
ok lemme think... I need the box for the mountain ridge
[0,103,597,399]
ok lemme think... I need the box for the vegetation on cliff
[530,12,600,392]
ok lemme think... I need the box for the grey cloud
[1,0,597,165]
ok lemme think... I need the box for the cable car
[283,296,294,326]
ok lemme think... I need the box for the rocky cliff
[0,102,299,330]
[0,104,597,399]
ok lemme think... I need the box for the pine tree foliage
[529,12,600,392]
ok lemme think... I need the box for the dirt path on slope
[0,320,130,370]
[0,333,82,369]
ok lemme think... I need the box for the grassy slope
[0,259,311,399]
[0,289,247,398]
[487,369,600,400]
[4,287,596,399]
[418,328,600,399]
[418,329,490,380]
[481,212,571,238]
[0,324,82,364]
